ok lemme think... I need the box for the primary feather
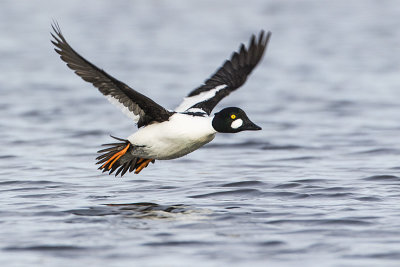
[51,22,173,128]
[175,31,271,114]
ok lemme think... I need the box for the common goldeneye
[51,23,271,176]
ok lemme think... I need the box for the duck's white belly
[128,114,216,160]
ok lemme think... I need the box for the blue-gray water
[1,1,400,266]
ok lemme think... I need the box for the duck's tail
[96,136,155,176]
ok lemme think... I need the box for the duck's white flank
[128,113,217,160]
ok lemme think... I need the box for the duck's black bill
[242,121,262,131]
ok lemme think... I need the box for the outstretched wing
[51,23,173,128]
[175,31,271,114]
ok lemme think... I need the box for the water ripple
[266,218,373,226]
[65,203,203,220]
[3,245,88,251]
[221,180,265,187]
[142,241,211,247]
[363,175,400,182]
[189,189,262,198]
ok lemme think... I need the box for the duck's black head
[212,107,262,133]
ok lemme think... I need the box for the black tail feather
[120,161,131,176]
[97,146,121,153]
[96,150,118,161]
[129,159,137,172]
[110,135,126,141]
[96,136,155,176]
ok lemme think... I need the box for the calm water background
[1,0,400,266]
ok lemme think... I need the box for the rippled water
[1,0,400,266]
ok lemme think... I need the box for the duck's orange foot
[99,143,130,171]
[96,136,156,176]
[134,158,155,174]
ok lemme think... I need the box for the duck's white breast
[128,113,216,159]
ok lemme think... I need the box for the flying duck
[51,23,271,176]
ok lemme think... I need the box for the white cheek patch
[231,119,243,129]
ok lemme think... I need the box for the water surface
[1,1,400,266]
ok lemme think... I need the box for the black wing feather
[51,22,172,127]
[188,31,271,114]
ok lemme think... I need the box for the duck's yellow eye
[231,114,236,120]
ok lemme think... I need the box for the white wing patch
[186,108,207,114]
[106,95,141,123]
[175,84,227,112]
